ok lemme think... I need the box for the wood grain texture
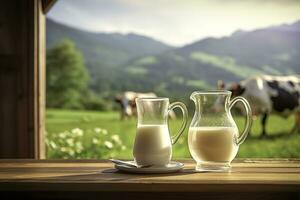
[0,0,46,158]
[1,159,299,199]
[0,159,299,192]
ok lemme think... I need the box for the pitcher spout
[190,91,201,102]
[190,90,232,115]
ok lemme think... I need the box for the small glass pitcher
[133,97,188,166]
[188,91,252,171]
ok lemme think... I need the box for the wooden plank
[0,1,20,158]
[1,160,299,199]
[0,68,17,156]
[0,160,299,193]
[1,191,299,200]
[17,0,31,158]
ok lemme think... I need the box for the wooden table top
[0,159,300,192]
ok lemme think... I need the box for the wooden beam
[42,0,57,14]
[38,0,46,159]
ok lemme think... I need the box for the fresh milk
[188,127,239,163]
[133,125,172,166]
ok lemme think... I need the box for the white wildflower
[75,141,83,147]
[72,128,83,136]
[49,141,57,149]
[111,134,122,145]
[121,145,126,150]
[92,138,99,144]
[94,128,102,133]
[60,147,67,152]
[66,138,74,146]
[59,132,67,139]
[104,141,113,149]
[75,142,83,153]
[102,129,108,135]
[68,149,75,156]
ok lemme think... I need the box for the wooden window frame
[23,0,51,159]
[33,0,56,158]
[0,0,56,159]
[31,0,57,159]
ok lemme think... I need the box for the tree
[47,39,89,109]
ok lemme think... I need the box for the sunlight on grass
[135,56,157,65]
[126,66,148,75]
[46,109,300,159]
[190,51,262,77]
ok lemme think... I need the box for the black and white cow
[115,91,177,120]
[218,75,300,136]
[115,91,157,120]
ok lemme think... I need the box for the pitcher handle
[229,96,252,145]
[168,102,188,145]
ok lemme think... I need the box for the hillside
[121,20,300,97]
[46,18,173,66]
[177,20,300,74]
[47,18,300,98]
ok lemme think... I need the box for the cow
[115,91,177,120]
[115,91,157,120]
[217,75,300,137]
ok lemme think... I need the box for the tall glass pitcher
[133,97,188,166]
[188,91,252,171]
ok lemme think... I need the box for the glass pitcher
[188,91,252,171]
[133,97,188,166]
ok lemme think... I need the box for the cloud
[47,0,300,46]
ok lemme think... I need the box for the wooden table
[0,159,299,199]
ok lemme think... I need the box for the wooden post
[37,0,47,159]
[0,0,47,158]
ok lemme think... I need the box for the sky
[47,0,300,46]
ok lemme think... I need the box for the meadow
[46,109,300,159]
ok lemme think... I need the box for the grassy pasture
[46,109,300,159]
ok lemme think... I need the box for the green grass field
[46,109,300,159]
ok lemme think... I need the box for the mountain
[121,20,300,97]
[177,20,300,74]
[46,18,300,99]
[46,18,173,66]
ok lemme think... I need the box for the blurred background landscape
[45,0,300,159]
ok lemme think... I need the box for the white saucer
[115,161,184,174]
